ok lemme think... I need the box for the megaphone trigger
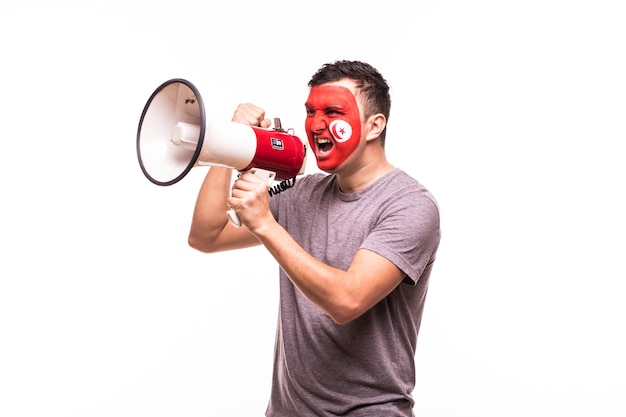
[226,168,276,228]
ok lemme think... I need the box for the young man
[188,60,441,416]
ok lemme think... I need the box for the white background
[1,1,625,416]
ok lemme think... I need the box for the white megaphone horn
[136,78,307,227]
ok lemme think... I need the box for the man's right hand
[232,103,272,128]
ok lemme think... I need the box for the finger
[232,103,266,126]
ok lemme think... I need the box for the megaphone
[136,78,307,226]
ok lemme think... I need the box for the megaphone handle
[226,208,242,228]
[227,168,276,228]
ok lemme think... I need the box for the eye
[324,106,345,117]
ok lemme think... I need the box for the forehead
[324,78,358,94]
[306,79,360,107]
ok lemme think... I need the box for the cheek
[304,118,315,147]
[335,108,361,144]
[329,120,353,143]
[333,121,360,156]
[331,113,361,149]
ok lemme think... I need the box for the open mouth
[316,137,334,154]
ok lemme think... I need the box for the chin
[316,163,344,175]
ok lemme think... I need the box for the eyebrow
[304,104,345,111]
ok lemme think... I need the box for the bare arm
[187,103,272,253]
[187,166,260,252]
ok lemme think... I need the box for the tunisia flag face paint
[305,84,362,172]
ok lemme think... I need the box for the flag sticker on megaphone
[271,137,285,150]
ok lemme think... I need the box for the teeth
[317,138,331,144]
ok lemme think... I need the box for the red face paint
[304,85,362,172]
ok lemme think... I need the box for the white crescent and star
[329,120,352,143]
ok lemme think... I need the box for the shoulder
[372,169,439,215]
[369,170,441,250]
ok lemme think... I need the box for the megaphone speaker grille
[136,79,206,186]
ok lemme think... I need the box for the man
[188,60,441,416]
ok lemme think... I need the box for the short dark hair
[308,60,391,146]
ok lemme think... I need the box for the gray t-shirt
[266,169,441,417]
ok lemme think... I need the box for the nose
[310,113,327,134]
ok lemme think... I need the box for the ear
[364,113,387,142]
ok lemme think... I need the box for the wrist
[248,213,278,240]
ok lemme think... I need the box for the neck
[334,150,395,194]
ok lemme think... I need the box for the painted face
[305,84,362,172]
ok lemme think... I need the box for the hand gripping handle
[227,168,276,228]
